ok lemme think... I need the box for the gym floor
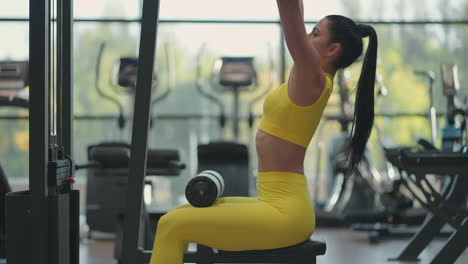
[79,227,468,264]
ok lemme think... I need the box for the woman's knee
[156,213,180,240]
[157,212,177,233]
[157,210,189,232]
[158,210,177,225]
[156,210,196,242]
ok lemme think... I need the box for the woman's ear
[328,42,341,58]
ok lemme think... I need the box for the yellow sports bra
[258,73,334,148]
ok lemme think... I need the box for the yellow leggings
[149,172,316,264]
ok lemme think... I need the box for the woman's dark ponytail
[344,24,378,172]
[325,16,378,172]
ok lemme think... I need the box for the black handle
[417,138,439,151]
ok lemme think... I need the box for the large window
[1,0,467,207]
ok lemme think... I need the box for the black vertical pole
[122,0,160,263]
[60,0,73,155]
[29,0,50,263]
[59,1,79,264]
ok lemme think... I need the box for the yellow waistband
[257,172,307,184]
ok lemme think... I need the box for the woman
[150,1,378,263]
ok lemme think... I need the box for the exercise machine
[121,1,327,263]
[0,61,29,263]
[6,0,79,263]
[82,43,186,263]
[387,63,468,264]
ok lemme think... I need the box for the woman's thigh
[157,199,307,251]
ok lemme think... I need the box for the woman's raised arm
[276,0,321,71]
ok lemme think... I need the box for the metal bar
[61,0,73,155]
[0,112,450,121]
[50,0,57,148]
[0,114,213,120]
[29,0,50,263]
[74,114,216,120]
[61,1,78,263]
[2,17,468,24]
[121,0,160,263]
[389,214,446,261]
[389,173,465,262]
[430,218,468,264]
[57,0,63,147]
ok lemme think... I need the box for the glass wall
[1,0,467,208]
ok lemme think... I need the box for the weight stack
[6,190,80,264]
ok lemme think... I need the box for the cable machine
[5,0,79,264]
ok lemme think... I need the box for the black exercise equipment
[122,1,327,263]
[6,0,78,263]
[85,143,185,264]
[387,63,468,264]
[185,170,224,207]
[0,62,29,261]
[86,142,185,235]
[181,240,326,264]
[348,141,435,243]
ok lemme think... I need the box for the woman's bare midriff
[256,129,307,175]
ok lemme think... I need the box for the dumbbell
[185,170,224,207]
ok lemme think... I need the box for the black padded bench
[182,239,327,264]
[141,239,326,263]
[88,142,185,176]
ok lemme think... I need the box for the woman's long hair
[326,15,379,172]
